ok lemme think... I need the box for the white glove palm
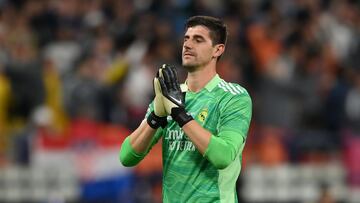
[153,77,167,117]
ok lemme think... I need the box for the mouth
[183,52,195,57]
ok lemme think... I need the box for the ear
[213,44,225,59]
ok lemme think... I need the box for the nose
[183,40,192,50]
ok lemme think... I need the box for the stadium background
[0,0,359,202]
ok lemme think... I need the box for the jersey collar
[204,74,221,92]
[184,74,221,93]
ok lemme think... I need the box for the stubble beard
[182,63,198,72]
[182,58,212,73]
[182,58,201,73]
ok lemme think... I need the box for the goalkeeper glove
[146,71,168,129]
[158,64,193,127]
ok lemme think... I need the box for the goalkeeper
[119,16,252,203]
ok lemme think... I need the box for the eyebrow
[184,34,206,41]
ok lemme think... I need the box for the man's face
[182,25,216,70]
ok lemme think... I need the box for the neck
[186,64,217,92]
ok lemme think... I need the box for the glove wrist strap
[147,112,168,129]
[171,108,193,127]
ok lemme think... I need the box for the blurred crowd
[0,0,360,202]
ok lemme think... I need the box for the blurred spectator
[257,126,288,166]
[121,48,155,130]
[0,65,10,156]
[42,58,68,133]
[343,130,360,187]
[43,24,81,75]
[63,55,104,121]
[344,70,360,134]
[4,14,44,132]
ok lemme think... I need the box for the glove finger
[154,77,162,95]
[168,65,181,91]
[156,64,167,78]
[159,64,167,78]
[162,66,174,90]
[159,67,164,78]
[159,67,172,91]
[169,65,178,82]
[158,76,169,98]
[153,78,156,95]
[167,65,176,82]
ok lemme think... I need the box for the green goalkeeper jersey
[144,74,252,203]
[120,74,252,202]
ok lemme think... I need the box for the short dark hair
[185,16,227,46]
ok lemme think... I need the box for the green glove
[158,64,193,127]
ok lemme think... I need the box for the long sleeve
[119,137,147,167]
[204,92,252,169]
[119,122,163,167]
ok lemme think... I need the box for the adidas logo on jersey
[218,81,245,95]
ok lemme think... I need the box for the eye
[194,37,204,43]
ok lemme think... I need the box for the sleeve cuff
[119,137,146,166]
